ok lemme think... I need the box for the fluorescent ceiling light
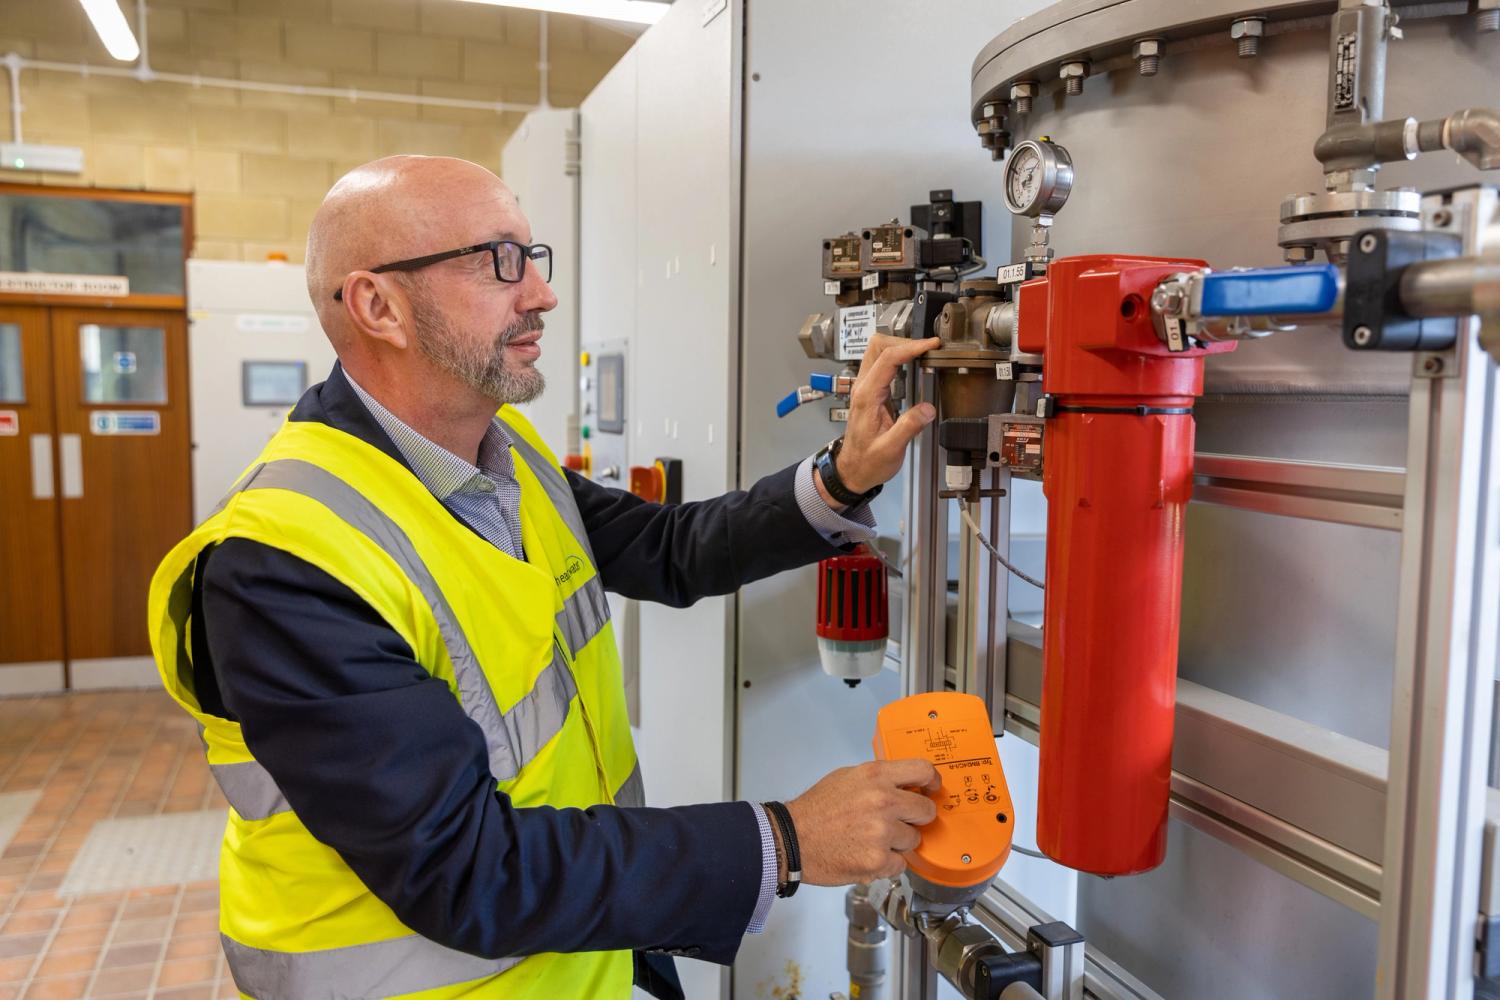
[78,0,140,62]
[455,0,669,26]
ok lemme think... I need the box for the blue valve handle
[1198,264,1341,317]
[809,372,836,393]
[775,390,803,418]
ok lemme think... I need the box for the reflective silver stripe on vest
[211,760,290,821]
[227,460,575,784]
[614,762,645,808]
[222,931,522,1000]
[499,425,599,566]
[557,575,610,655]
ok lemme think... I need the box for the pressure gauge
[1003,138,1073,219]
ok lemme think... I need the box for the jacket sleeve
[568,460,848,607]
[195,537,762,965]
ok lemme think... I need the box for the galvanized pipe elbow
[1444,107,1500,171]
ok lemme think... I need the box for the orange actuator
[873,692,1012,906]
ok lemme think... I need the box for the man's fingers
[878,402,937,451]
[890,822,922,853]
[891,788,939,826]
[879,758,942,791]
[856,336,941,392]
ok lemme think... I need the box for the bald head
[305,155,523,345]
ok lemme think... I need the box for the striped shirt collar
[343,372,518,503]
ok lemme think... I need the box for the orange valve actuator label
[872,691,1013,889]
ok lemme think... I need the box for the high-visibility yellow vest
[148,407,640,999]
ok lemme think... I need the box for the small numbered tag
[823,280,840,296]
[861,272,881,291]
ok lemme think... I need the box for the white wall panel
[187,260,333,521]
[503,109,581,458]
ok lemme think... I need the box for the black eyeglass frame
[332,240,553,301]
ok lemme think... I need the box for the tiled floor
[0,690,236,1000]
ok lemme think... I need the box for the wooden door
[0,305,66,676]
[49,308,191,668]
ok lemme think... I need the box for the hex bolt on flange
[1010,80,1037,117]
[1133,37,1163,76]
[1059,61,1089,96]
[1232,17,1266,57]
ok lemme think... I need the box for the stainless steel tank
[969,5,1496,997]
[971,0,1497,394]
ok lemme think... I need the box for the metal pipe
[1399,255,1500,318]
[845,884,889,1000]
[1445,107,1500,170]
[538,12,551,108]
[1314,109,1500,172]
[135,0,152,80]
[1,51,534,115]
[4,52,20,143]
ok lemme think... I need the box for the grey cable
[957,498,1045,591]
[1011,845,1048,860]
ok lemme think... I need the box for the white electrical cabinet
[575,3,1058,999]
[502,109,582,459]
[186,260,334,521]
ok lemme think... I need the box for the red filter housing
[1016,255,1235,875]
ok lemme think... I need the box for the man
[148,155,943,1000]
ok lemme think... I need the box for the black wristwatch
[814,437,882,508]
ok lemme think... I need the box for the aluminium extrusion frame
[1375,187,1500,1000]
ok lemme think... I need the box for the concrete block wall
[0,0,632,262]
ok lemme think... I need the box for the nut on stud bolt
[1059,60,1089,95]
[1010,80,1037,117]
[1133,37,1163,76]
[1352,325,1375,346]
[1231,17,1266,57]
[1478,0,1500,31]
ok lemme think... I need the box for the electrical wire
[957,498,1045,591]
[1011,845,1048,860]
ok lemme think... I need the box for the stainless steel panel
[1076,819,1379,1000]
[1181,502,1400,748]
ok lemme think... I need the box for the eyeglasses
[333,240,553,301]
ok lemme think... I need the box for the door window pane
[0,195,186,297]
[0,324,21,403]
[80,325,167,404]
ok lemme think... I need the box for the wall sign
[0,410,16,436]
[90,411,160,436]
[235,313,312,334]
[0,272,130,297]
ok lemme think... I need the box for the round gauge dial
[1002,138,1074,219]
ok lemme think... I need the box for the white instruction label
[997,263,1027,284]
[837,304,878,362]
[823,280,840,296]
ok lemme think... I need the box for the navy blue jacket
[188,366,845,995]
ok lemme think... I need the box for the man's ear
[342,272,413,350]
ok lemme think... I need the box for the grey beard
[416,312,546,405]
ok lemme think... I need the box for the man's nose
[518,262,558,313]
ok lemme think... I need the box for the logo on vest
[555,555,585,587]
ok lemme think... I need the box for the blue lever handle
[776,390,802,418]
[1198,264,1341,317]
[809,372,836,393]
